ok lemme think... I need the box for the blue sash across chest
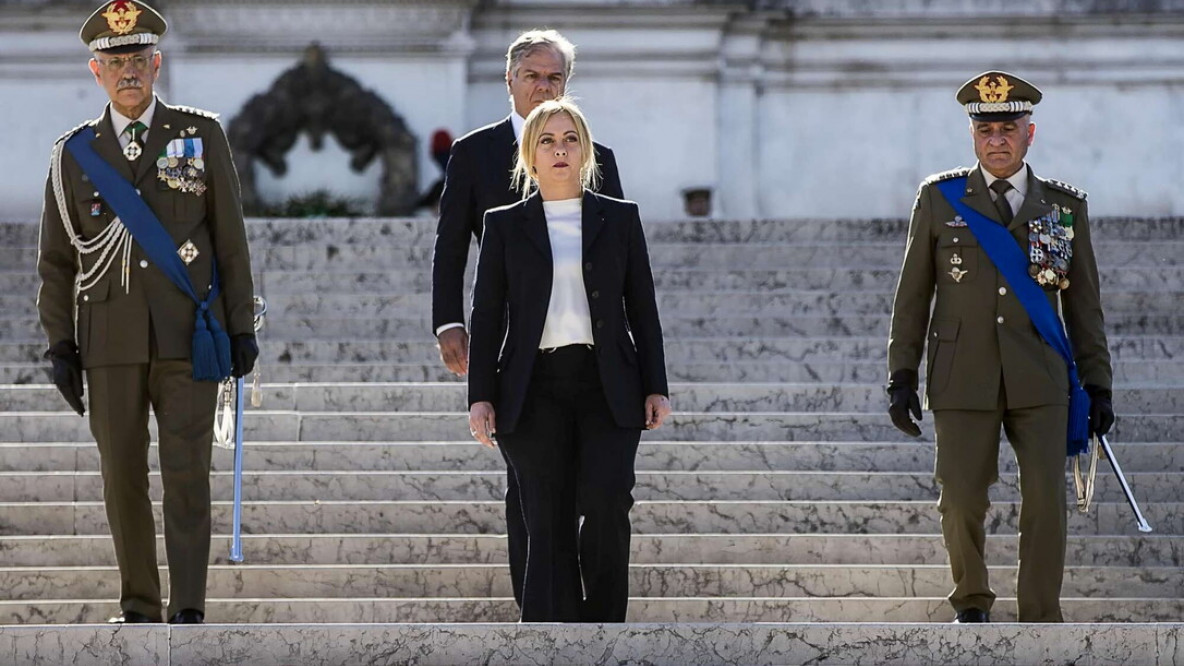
[65,126,231,382]
[934,176,1089,456]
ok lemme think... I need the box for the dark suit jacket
[431,116,624,332]
[468,190,667,434]
[37,100,255,368]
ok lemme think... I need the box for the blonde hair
[505,30,576,81]
[512,97,601,197]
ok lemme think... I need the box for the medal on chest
[1028,204,1074,290]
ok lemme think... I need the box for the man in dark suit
[36,1,257,625]
[431,29,624,608]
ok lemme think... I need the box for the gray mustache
[117,79,141,90]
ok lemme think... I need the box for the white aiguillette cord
[50,139,134,295]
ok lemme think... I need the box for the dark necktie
[989,179,1014,225]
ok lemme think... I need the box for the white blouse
[538,197,595,350]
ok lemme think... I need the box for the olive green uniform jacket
[888,165,1112,410]
[37,101,255,365]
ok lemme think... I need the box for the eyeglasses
[94,53,155,73]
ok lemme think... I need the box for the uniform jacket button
[584,262,593,271]
[139,260,148,269]
[998,287,1007,295]
[997,316,1005,324]
[596,320,605,329]
[591,290,600,299]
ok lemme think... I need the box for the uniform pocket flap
[930,318,960,342]
[77,279,110,304]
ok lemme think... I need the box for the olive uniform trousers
[87,359,217,620]
[933,383,1067,623]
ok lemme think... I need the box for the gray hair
[505,29,576,80]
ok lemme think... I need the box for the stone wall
[0,0,1181,220]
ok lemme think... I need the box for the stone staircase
[0,217,1181,664]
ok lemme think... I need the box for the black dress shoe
[953,609,991,623]
[168,608,205,624]
[108,610,158,624]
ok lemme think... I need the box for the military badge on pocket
[178,240,200,265]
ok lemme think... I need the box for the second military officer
[886,72,1114,623]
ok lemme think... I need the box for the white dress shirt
[511,111,526,143]
[109,96,158,149]
[538,197,595,350]
[980,162,1028,217]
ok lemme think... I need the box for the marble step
[0,500,1175,537]
[6,441,1179,474]
[3,563,1180,601]
[5,240,1183,271]
[0,360,1168,385]
[76,359,1184,385]
[2,411,1181,443]
[8,290,1184,320]
[3,533,1179,568]
[5,265,1184,297]
[1,596,1182,624]
[8,311,1184,343]
[2,469,1177,503]
[4,381,1184,415]
[4,335,1182,365]
[3,622,1177,666]
[6,360,1184,386]
[5,216,1181,246]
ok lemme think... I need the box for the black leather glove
[230,334,259,379]
[46,340,85,416]
[1086,385,1114,437]
[887,369,922,438]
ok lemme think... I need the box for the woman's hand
[644,394,672,430]
[469,401,497,448]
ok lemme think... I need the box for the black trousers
[497,345,642,622]
[502,447,527,608]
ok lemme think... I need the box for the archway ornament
[228,43,418,215]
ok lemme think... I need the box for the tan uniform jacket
[888,165,1112,410]
[37,102,255,368]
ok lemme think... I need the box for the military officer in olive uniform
[36,1,257,624]
[886,72,1114,623]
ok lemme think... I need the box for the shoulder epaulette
[1043,178,1087,200]
[171,105,221,121]
[54,121,93,145]
[923,167,971,186]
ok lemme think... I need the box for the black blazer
[468,190,667,434]
[431,116,624,332]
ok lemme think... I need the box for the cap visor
[969,111,1029,122]
[96,43,156,55]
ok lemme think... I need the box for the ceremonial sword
[214,296,268,562]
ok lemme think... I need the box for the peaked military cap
[956,71,1042,122]
[80,1,167,54]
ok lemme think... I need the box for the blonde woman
[467,98,670,622]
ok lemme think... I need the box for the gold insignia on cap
[178,240,200,265]
[101,1,143,36]
[975,75,1013,103]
